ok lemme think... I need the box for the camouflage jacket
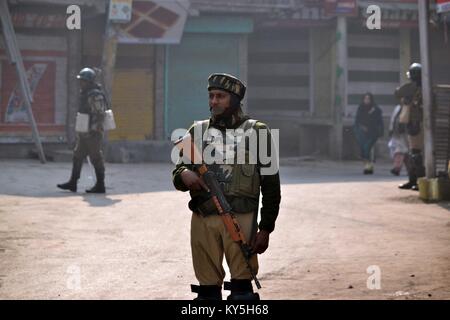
[395,82,423,136]
[172,111,281,233]
[79,84,108,132]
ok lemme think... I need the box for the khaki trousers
[191,211,258,286]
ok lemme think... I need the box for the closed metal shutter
[109,70,154,141]
[433,85,450,176]
[166,33,240,134]
[247,29,310,117]
[346,28,400,118]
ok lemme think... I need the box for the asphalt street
[0,159,449,299]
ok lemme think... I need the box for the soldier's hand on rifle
[251,230,270,254]
[180,169,210,192]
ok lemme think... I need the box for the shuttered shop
[247,29,310,117]
[109,45,155,141]
[0,34,67,141]
[346,28,401,118]
[165,17,253,135]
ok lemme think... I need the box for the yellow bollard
[418,177,430,201]
[419,177,450,202]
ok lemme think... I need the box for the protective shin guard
[411,150,425,178]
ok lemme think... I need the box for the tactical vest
[190,119,261,207]
[408,87,423,136]
[79,87,108,114]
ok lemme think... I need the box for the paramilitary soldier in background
[57,68,107,194]
[395,63,425,191]
[172,73,281,300]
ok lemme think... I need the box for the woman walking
[353,93,384,174]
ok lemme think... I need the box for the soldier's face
[79,80,89,90]
[209,89,231,116]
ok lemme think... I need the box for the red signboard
[437,0,450,13]
[118,0,189,44]
[10,12,66,29]
[1,60,56,125]
[324,0,358,17]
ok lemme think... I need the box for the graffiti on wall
[4,63,48,123]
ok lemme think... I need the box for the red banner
[1,60,55,125]
[437,0,450,13]
[324,0,358,17]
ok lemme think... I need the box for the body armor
[189,119,261,215]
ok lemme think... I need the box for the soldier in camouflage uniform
[57,68,107,194]
[396,63,425,191]
[172,73,281,300]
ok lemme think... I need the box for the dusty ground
[0,159,449,300]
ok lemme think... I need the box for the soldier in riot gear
[57,67,107,194]
[172,73,281,300]
[395,63,425,191]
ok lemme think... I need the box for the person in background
[396,63,425,191]
[57,68,107,194]
[353,92,384,175]
[388,101,409,176]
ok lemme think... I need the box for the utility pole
[418,0,435,178]
[100,11,118,99]
[0,0,46,163]
[333,15,348,160]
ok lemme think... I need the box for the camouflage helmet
[77,67,96,82]
[208,73,246,101]
[407,63,422,82]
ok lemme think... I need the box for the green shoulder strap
[241,119,257,131]
[192,119,210,153]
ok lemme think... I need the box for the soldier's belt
[196,198,219,217]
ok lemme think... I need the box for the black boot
[57,160,82,192]
[399,179,417,190]
[191,285,222,300]
[225,279,260,301]
[57,180,77,192]
[86,169,105,194]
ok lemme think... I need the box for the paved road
[0,159,449,299]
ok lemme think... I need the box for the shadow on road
[0,159,413,198]
[81,194,122,207]
[437,202,450,212]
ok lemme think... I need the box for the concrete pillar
[154,46,166,140]
[309,28,315,116]
[66,30,82,147]
[332,16,348,160]
[239,33,249,113]
[418,0,435,178]
[100,22,118,99]
[399,29,411,85]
